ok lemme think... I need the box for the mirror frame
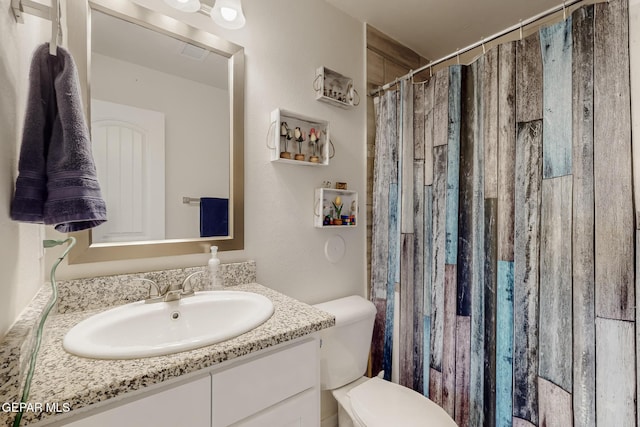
[67,0,244,264]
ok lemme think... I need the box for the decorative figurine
[294,127,305,161]
[332,196,343,225]
[309,128,320,163]
[279,122,292,159]
[335,182,347,190]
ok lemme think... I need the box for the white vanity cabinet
[55,337,320,427]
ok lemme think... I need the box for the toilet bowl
[314,296,457,427]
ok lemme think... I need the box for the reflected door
[91,99,166,243]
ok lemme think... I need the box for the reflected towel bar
[183,197,201,205]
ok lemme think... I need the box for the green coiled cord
[12,237,76,427]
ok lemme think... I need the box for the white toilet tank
[313,295,377,390]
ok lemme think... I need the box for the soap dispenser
[208,246,224,290]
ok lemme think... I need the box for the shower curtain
[370,1,635,426]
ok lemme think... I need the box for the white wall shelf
[314,188,358,228]
[270,108,330,166]
[314,66,359,109]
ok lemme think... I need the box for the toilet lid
[348,378,457,427]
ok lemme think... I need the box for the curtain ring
[562,1,566,20]
[519,20,523,40]
[482,37,486,55]
[456,49,460,65]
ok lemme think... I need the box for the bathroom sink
[63,291,274,359]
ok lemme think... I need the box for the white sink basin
[63,291,274,359]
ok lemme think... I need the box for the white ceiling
[323,0,563,60]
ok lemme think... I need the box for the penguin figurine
[280,121,289,136]
[294,127,305,161]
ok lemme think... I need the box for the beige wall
[0,2,50,338]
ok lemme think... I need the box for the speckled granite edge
[16,283,334,425]
[0,287,52,419]
[56,260,257,314]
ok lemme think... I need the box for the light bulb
[220,7,237,21]
[211,0,246,29]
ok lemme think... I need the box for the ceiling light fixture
[164,0,202,13]
[210,0,246,29]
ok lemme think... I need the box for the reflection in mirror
[90,10,230,242]
[67,0,244,263]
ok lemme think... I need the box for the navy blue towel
[200,198,228,237]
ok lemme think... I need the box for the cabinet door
[211,338,318,427]
[232,388,319,427]
[65,376,211,427]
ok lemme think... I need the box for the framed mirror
[68,0,244,263]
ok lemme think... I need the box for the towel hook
[49,0,61,55]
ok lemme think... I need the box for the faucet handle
[181,271,205,294]
[130,278,164,298]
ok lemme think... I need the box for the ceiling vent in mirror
[179,43,209,61]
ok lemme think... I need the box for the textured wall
[0,2,49,339]
[370,1,636,426]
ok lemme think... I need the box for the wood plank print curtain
[370,1,635,426]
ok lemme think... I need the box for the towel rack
[12,0,63,56]
[183,197,201,205]
[11,0,52,23]
[49,0,60,55]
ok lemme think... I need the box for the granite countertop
[10,282,335,426]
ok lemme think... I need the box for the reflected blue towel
[11,43,106,232]
[200,198,228,237]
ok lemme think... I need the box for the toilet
[314,295,457,427]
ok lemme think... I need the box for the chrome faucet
[162,271,202,301]
[132,271,204,303]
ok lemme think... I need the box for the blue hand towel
[11,43,106,232]
[200,198,228,237]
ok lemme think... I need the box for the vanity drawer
[211,338,319,427]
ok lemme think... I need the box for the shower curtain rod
[369,0,600,97]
